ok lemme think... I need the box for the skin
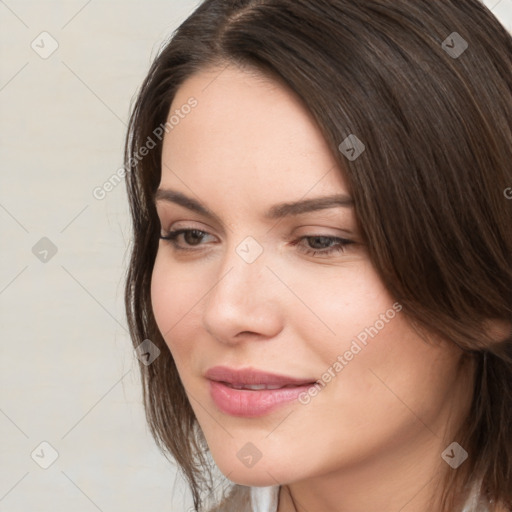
[151,63,477,512]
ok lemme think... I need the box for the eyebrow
[154,188,353,222]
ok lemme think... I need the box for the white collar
[249,480,490,512]
[250,485,279,512]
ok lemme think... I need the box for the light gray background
[1,1,511,511]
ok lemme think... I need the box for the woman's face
[151,63,471,491]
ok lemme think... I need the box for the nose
[201,244,283,345]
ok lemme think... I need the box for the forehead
[160,63,348,209]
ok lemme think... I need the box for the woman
[124,1,512,511]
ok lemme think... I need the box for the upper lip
[205,366,316,386]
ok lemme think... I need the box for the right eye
[160,228,217,250]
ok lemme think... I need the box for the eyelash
[159,228,354,257]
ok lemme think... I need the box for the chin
[224,470,280,487]
[211,453,281,486]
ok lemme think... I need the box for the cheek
[284,260,451,419]
[323,308,458,434]
[150,252,201,354]
[281,258,395,353]
[151,254,174,336]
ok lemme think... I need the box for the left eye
[293,235,354,257]
[159,229,354,257]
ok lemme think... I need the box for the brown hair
[124,1,512,510]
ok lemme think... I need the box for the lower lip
[209,380,315,417]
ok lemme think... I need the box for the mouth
[205,366,317,417]
[205,365,316,387]
[220,382,313,390]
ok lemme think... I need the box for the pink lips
[205,366,316,417]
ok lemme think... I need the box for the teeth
[228,383,286,390]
